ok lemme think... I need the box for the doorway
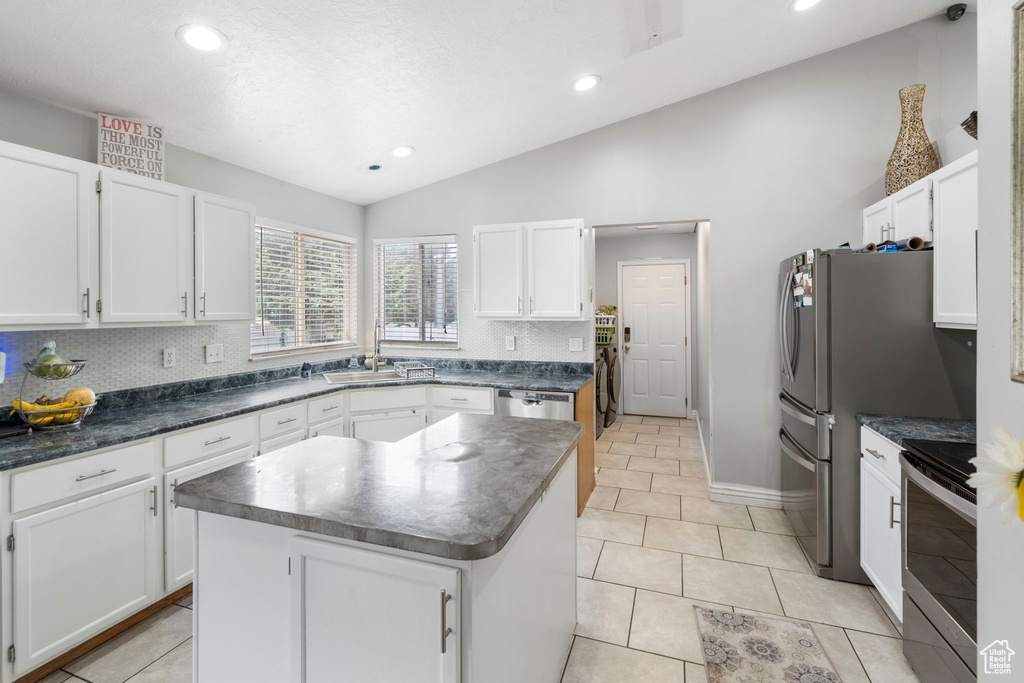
[618,260,691,418]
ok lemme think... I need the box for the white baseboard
[709,483,784,509]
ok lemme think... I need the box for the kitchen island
[175,413,582,683]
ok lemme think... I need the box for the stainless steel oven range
[900,439,977,683]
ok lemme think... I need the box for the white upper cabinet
[527,219,584,318]
[862,199,892,247]
[194,192,256,322]
[890,178,932,242]
[473,219,585,321]
[932,151,978,329]
[0,141,97,328]
[474,223,523,318]
[99,170,193,324]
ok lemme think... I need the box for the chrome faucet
[372,318,382,372]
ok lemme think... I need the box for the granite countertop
[856,413,976,446]
[174,413,583,561]
[0,366,591,472]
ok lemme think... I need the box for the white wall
[0,85,364,403]
[695,222,712,458]
[976,1,1024,674]
[365,15,978,492]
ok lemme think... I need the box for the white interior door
[620,262,689,418]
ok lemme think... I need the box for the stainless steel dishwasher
[493,389,575,421]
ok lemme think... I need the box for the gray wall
[976,0,1024,668]
[594,232,697,307]
[0,86,364,401]
[695,222,712,458]
[365,15,978,492]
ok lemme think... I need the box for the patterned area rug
[694,607,843,682]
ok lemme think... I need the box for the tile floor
[38,414,921,683]
[562,414,922,683]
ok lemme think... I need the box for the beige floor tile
[678,436,702,450]
[37,672,71,683]
[562,637,686,683]
[684,661,707,682]
[678,498,753,529]
[643,518,722,559]
[677,461,706,479]
[578,508,647,545]
[846,630,921,683]
[594,439,612,453]
[614,489,681,520]
[586,486,620,511]
[628,590,729,663]
[597,468,653,492]
[747,506,796,535]
[642,417,682,426]
[609,442,659,457]
[683,555,783,614]
[659,425,698,438]
[65,605,192,683]
[719,528,811,573]
[637,433,681,447]
[598,431,638,443]
[594,542,683,595]
[627,456,679,475]
[651,473,709,498]
[174,592,193,609]
[616,415,644,424]
[771,569,900,636]
[596,452,630,469]
[657,445,704,461]
[577,537,605,578]
[602,422,621,431]
[575,578,636,646]
[811,624,871,683]
[617,423,661,434]
[127,638,192,683]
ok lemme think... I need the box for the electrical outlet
[568,337,584,352]
[205,343,224,364]
[0,351,6,384]
[506,335,516,351]
[163,348,176,368]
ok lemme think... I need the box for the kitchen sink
[323,370,400,384]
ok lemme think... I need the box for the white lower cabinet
[11,478,160,676]
[290,538,459,683]
[308,417,346,438]
[431,409,459,424]
[164,446,254,591]
[351,410,428,442]
[259,430,306,455]
[859,457,902,622]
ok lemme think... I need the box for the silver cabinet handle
[83,288,91,319]
[150,485,159,516]
[449,397,468,402]
[278,417,298,425]
[170,479,179,508]
[518,296,522,314]
[322,405,340,412]
[866,448,885,460]
[201,291,207,317]
[76,468,116,482]
[529,296,534,313]
[440,589,453,654]
[204,436,231,446]
[181,291,188,317]
[889,496,901,528]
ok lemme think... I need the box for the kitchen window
[374,236,458,347]
[251,221,358,356]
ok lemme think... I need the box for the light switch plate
[506,336,516,351]
[205,343,224,364]
[163,348,176,368]
[568,337,584,352]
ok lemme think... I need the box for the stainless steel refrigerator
[778,249,975,583]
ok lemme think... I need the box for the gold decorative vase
[884,84,941,196]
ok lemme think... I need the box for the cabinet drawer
[259,430,305,456]
[164,415,257,469]
[11,441,158,513]
[260,404,307,438]
[860,426,902,485]
[431,386,492,412]
[350,387,427,413]
[308,394,345,424]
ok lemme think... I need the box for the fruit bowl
[14,401,96,430]
[26,360,87,380]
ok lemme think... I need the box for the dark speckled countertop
[0,364,592,472]
[175,413,583,560]
[856,413,976,446]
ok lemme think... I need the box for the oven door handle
[780,429,816,472]
[900,453,977,522]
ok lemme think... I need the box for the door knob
[624,344,630,352]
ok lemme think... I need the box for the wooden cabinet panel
[575,379,595,515]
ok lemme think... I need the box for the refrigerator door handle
[779,429,815,471]
[779,393,816,426]
[779,270,795,382]
[781,428,832,566]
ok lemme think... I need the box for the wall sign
[97,113,164,180]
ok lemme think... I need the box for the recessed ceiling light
[390,146,415,158]
[790,0,822,11]
[176,24,228,52]
[368,164,383,171]
[573,74,601,92]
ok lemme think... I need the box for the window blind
[252,225,358,355]
[374,237,458,345]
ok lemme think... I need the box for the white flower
[968,427,1024,522]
